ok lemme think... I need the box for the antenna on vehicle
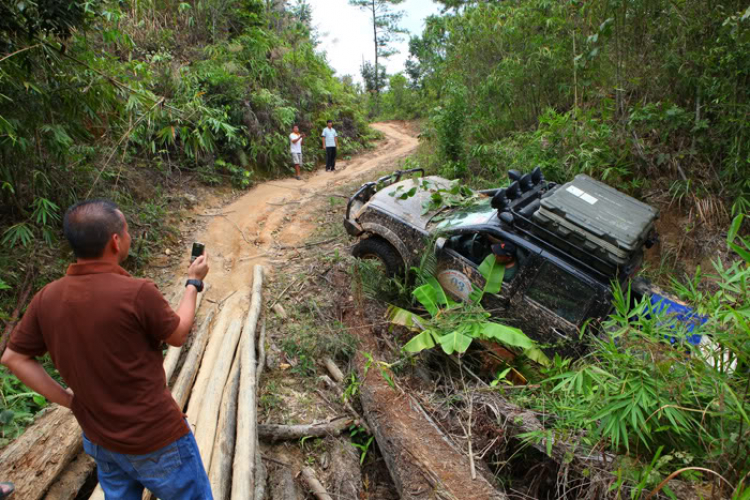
[508,170,522,182]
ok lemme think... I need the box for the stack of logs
[0,265,268,500]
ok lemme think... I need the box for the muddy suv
[344,167,660,353]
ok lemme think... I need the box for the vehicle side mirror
[435,237,447,253]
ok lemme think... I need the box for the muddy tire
[352,238,404,277]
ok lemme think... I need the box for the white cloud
[309,0,441,83]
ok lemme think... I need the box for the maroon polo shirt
[8,261,188,454]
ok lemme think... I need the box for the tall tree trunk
[372,0,379,115]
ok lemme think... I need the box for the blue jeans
[82,430,213,500]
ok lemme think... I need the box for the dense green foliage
[0,0,371,302]
[0,0,371,436]
[382,0,750,217]
[515,216,750,493]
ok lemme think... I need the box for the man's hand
[64,387,74,409]
[1,348,75,409]
[188,253,209,281]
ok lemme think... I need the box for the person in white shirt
[321,120,338,172]
[289,125,305,180]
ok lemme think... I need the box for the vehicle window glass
[525,262,595,324]
[446,233,490,266]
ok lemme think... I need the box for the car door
[433,232,514,314]
[510,257,599,355]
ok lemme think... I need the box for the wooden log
[345,309,507,500]
[209,353,241,500]
[269,463,301,500]
[256,319,266,388]
[195,318,243,468]
[0,406,81,500]
[254,447,267,500]
[322,357,344,384]
[300,467,333,500]
[43,453,95,500]
[186,294,242,426]
[163,283,208,384]
[258,419,352,442]
[171,309,216,410]
[231,265,263,500]
[330,439,363,500]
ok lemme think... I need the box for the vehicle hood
[362,175,499,231]
[362,176,456,229]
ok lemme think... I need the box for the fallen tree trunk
[186,293,241,425]
[330,439,363,500]
[171,309,216,409]
[231,264,263,500]
[0,406,82,500]
[322,357,344,384]
[258,419,352,442]
[163,284,207,384]
[300,467,333,500]
[254,449,267,500]
[269,462,301,500]
[195,318,243,467]
[344,304,507,500]
[209,353,241,499]
[43,453,95,500]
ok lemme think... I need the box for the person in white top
[321,120,338,172]
[289,125,305,180]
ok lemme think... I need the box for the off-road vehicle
[344,167,667,353]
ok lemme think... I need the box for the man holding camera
[290,124,305,180]
[1,199,212,499]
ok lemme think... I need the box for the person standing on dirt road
[1,199,213,500]
[321,119,338,171]
[290,124,305,180]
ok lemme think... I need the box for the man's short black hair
[327,119,333,124]
[63,199,125,259]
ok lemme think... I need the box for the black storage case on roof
[531,174,659,272]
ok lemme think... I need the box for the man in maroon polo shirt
[1,199,212,499]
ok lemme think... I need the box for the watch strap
[185,279,204,293]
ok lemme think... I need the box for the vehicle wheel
[352,238,404,277]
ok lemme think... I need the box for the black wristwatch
[185,279,204,293]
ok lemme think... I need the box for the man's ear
[110,233,122,255]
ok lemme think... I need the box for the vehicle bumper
[344,219,362,236]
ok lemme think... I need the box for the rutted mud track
[196,122,418,302]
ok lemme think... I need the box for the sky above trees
[310,0,440,82]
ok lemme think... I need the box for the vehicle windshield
[429,198,497,231]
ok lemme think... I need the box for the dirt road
[193,122,418,302]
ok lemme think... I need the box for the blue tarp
[648,292,708,346]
